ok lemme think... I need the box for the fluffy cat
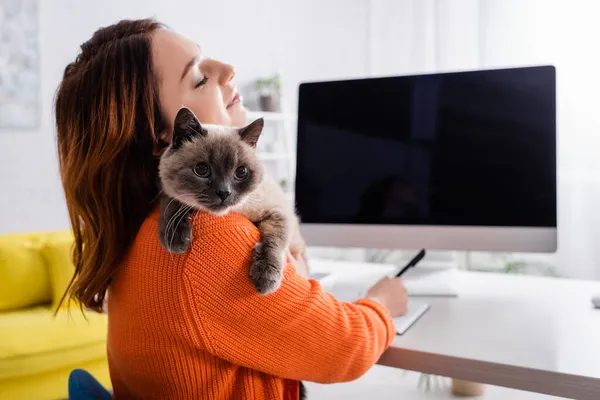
[157,107,308,295]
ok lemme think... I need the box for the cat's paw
[159,221,192,254]
[250,242,284,295]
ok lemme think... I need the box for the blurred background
[1,0,599,399]
[3,0,600,279]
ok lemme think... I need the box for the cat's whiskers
[166,203,194,260]
[173,194,199,208]
[165,201,192,239]
[163,197,182,220]
[150,188,164,204]
[162,195,195,243]
[163,197,191,240]
[163,194,196,214]
[164,205,190,265]
[169,204,194,252]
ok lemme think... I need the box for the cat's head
[159,107,265,215]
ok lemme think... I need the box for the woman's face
[152,29,248,139]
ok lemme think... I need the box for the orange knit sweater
[107,208,396,399]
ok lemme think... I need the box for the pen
[395,249,426,277]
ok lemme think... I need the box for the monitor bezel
[299,224,557,252]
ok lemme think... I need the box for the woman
[55,18,408,399]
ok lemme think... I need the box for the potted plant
[255,74,281,112]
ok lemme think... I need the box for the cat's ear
[172,107,206,150]
[238,118,264,148]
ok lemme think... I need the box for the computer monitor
[295,65,556,253]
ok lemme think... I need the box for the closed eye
[195,76,208,89]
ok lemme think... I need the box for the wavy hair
[54,18,167,312]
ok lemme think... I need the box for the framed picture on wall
[0,0,39,130]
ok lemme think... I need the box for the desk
[310,260,600,400]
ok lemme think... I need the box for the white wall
[0,0,487,269]
[9,1,584,279]
[368,0,480,76]
[1,0,478,234]
[0,0,370,233]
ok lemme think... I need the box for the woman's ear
[152,129,171,158]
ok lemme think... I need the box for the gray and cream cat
[157,107,307,295]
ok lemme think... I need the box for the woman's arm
[183,214,396,384]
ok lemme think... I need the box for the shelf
[247,111,296,121]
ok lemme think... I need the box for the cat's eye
[234,166,249,180]
[194,163,210,178]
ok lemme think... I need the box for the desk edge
[378,346,600,399]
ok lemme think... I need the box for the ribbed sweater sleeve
[182,214,396,384]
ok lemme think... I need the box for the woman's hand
[288,249,310,279]
[366,276,408,317]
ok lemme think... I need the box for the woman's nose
[212,60,235,86]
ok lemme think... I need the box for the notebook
[310,271,430,335]
[393,300,430,335]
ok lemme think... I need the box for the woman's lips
[227,92,241,109]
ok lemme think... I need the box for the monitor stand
[389,248,459,297]
[403,266,459,297]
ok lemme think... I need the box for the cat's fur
[157,107,307,295]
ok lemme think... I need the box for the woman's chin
[229,103,249,126]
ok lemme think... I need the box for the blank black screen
[295,66,556,227]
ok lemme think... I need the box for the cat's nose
[216,189,231,201]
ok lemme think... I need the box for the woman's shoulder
[145,206,259,255]
[148,206,256,234]
[184,210,260,277]
[189,210,257,236]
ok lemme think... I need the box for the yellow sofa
[0,231,111,400]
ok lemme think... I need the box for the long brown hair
[54,18,167,312]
